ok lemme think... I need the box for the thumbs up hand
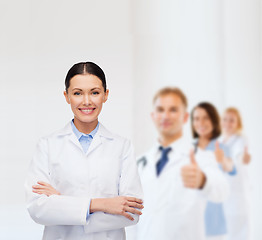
[243,146,251,164]
[214,141,234,172]
[214,141,224,163]
[181,150,206,189]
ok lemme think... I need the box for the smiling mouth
[79,108,96,114]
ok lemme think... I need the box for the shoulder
[234,134,247,146]
[136,147,156,170]
[39,122,72,140]
[98,123,127,142]
[195,148,217,169]
[137,155,148,169]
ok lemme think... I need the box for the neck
[222,132,234,142]
[159,131,183,147]
[197,137,210,149]
[74,118,98,134]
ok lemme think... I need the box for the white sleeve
[232,137,247,159]
[25,138,90,226]
[84,139,143,233]
[196,150,230,202]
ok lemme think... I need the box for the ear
[183,112,189,124]
[103,89,109,103]
[151,111,155,121]
[64,91,70,104]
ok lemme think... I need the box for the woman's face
[221,112,239,135]
[64,74,108,127]
[192,107,213,139]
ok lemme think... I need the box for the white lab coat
[127,137,229,240]
[25,122,143,240]
[219,134,251,240]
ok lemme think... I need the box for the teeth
[81,109,94,113]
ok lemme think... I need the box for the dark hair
[65,62,106,92]
[191,102,221,139]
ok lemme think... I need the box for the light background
[0,0,261,239]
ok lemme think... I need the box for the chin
[161,129,176,136]
[75,116,98,124]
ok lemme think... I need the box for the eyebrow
[72,87,102,91]
[72,88,83,91]
[90,87,102,91]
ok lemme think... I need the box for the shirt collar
[154,135,191,155]
[71,119,99,140]
[206,139,216,150]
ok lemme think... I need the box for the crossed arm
[32,181,143,221]
[26,138,143,232]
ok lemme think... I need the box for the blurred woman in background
[220,107,251,240]
[191,102,236,240]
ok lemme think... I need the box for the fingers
[189,149,197,165]
[243,147,251,164]
[32,182,60,196]
[244,146,248,153]
[32,184,52,191]
[215,141,220,150]
[128,201,144,209]
[32,189,52,196]
[125,206,143,216]
[182,181,198,188]
[181,163,205,189]
[181,165,197,174]
[32,184,46,190]
[126,197,143,204]
[122,212,134,221]
[37,181,51,187]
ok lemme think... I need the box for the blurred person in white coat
[127,87,229,240]
[191,102,237,240]
[25,62,143,240]
[219,107,252,240]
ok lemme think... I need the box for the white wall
[132,0,227,154]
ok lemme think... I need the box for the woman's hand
[220,157,234,172]
[214,142,234,172]
[32,181,61,196]
[243,147,251,164]
[90,196,143,221]
[214,141,225,163]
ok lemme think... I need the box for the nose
[82,94,91,106]
[162,111,170,119]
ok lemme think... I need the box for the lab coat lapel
[86,133,102,156]
[57,122,113,155]
[57,122,84,151]
[86,123,114,156]
[68,133,83,151]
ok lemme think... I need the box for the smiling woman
[191,102,236,240]
[25,62,143,240]
[64,70,109,134]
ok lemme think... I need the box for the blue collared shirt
[71,120,99,153]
